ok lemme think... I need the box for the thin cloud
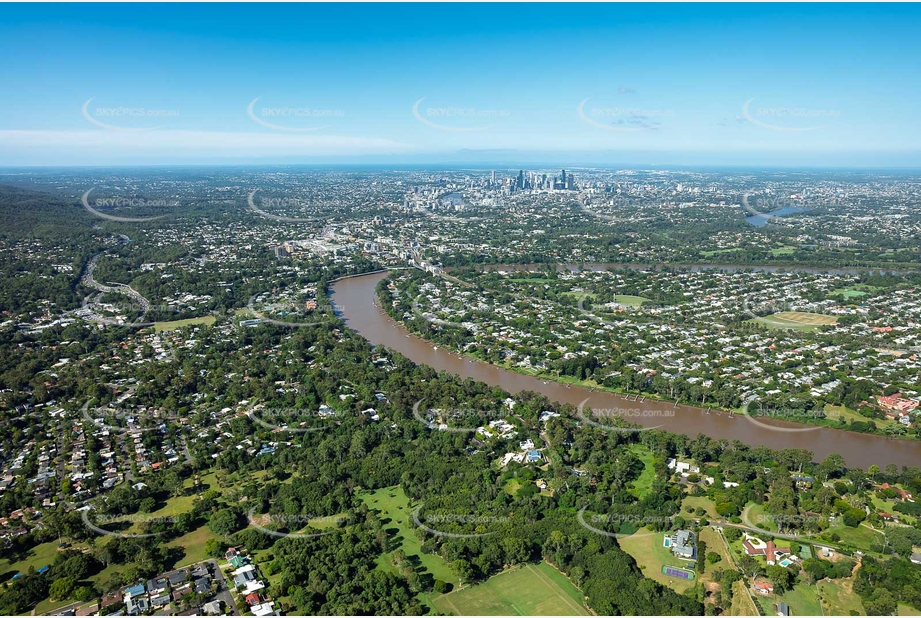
[0,130,417,160]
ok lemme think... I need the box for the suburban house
[251,601,277,616]
[753,580,775,595]
[669,529,697,560]
[667,458,700,475]
[877,393,919,414]
[743,535,791,566]
[875,483,915,502]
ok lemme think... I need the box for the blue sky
[1,3,919,167]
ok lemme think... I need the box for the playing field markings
[526,563,589,615]
[484,577,520,616]
[440,594,462,616]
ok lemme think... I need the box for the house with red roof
[753,580,775,595]
[742,535,791,566]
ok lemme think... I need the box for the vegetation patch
[431,562,589,616]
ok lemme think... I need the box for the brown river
[330,270,920,470]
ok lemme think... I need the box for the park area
[431,562,589,616]
[358,485,457,589]
[754,311,837,330]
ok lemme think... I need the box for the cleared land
[358,486,457,586]
[754,311,837,330]
[757,582,823,617]
[431,562,589,616]
[153,315,216,332]
[818,578,865,615]
[612,295,650,307]
[628,443,656,498]
[682,495,720,520]
[618,527,696,593]
[731,579,760,616]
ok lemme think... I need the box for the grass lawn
[561,291,595,300]
[33,596,78,615]
[900,604,921,616]
[731,579,760,616]
[825,404,896,429]
[109,492,200,535]
[1,540,63,579]
[818,578,865,615]
[2,541,125,609]
[821,523,884,552]
[359,486,457,588]
[153,315,216,332]
[618,527,696,593]
[431,562,589,616]
[699,527,731,574]
[612,295,650,307]
[830,285,881,299]
[504,478,522,496]
[745,503,777,532]
[681,496,720,520]
[165,523,218,567]
[628,444,656,499]
[752,311,835,331]
[757,582,823,617]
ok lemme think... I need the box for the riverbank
[330,269,921,469]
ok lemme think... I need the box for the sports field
[612,295,650,307]
[754,311,837,330]
[431,562,589,616]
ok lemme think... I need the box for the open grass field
[757,582,823,617]
[822,523,884,552]
[774,311,838,325]
[560,291,595,300]
[1,540,64,580]
[681,495,720,520]
[818,578,865,615]
[2,540,125,611]
[504,478,523,496]
[699,527,732,573]
[825,404,897,429]
[358,486,457,587]
[431,562,589,616]
[165,523,218,567]
[831,285,881,299]
[628,444,656,499]
[731,579,760,616]
[612,295,650,307]
[754,311,837,330]
[618,527,696,593]
[900,603,921,616]
[153,315,216,332]
[744,503,777,532]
